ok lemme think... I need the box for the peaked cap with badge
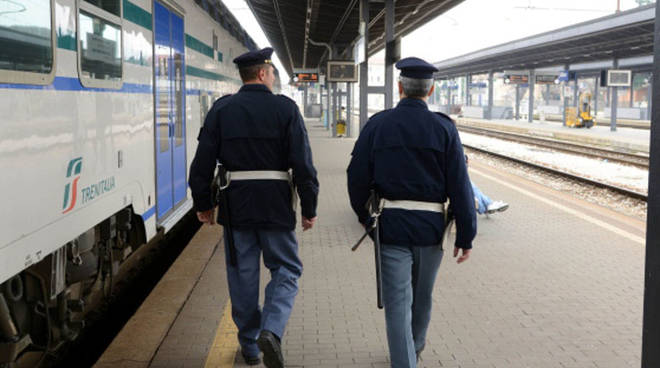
[232,47,274,68]
[395,56,438,79]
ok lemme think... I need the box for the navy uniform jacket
[347,98,477,248]
[189,84,319,230]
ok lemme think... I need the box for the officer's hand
[197,209,215,225]
[453,247,471,264]
[302,217,317,231]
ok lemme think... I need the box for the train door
[154,1,186,221]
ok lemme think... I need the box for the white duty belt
[224,170,297,210]
[381,199,444,213]
[227,170,290,182]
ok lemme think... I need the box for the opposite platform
[454,116,650,154]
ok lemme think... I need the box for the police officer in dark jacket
[347,57,477,368]
[189,47,319,368]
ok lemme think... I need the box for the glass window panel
[83,0,120,16]
[174,53,183,146]
[155,45,170,153]
[632,72,651,108]
[158,123,169,153]
[0,0,53,73]
[79,11,121,81]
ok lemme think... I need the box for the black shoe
[257,330,283,368]
[241,350,261,366]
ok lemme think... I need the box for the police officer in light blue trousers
[189,47,319,368]
[347,57,477,368]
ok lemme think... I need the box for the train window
[0,0,56,85]
[77,2,122,89]
[83,0,120,17]
[174,53,184,146]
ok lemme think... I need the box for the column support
[515,84,520,120]
[528,69,535,123]
[359,0,369,131]
[487,71,494,120]
[611,59,618,131]
[384,0,395,109]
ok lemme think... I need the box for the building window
[0,0,56,84]
[78,1,122,88]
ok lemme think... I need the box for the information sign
[607,70,632,87]
[327,61,357,82]
[293,72,319,82]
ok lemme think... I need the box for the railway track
[457,125,649,169]
[463,144,648,201]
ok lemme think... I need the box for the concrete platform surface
[98,117,646,368]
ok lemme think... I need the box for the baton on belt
[351,190,384,309]
[216,165,237,267]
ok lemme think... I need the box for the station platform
[454,116,650,155]
[95,118,645,368]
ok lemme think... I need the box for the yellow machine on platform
[566,91,595,128]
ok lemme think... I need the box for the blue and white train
[0,0,256,363]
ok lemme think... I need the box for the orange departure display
[294,73,319,82]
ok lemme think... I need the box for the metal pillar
[573,76,579,108]
[326,83,331,130]
[595,76,599,119]
[303,85,308,116]
[642,3,660,365]
[466,74,471,106]
[562,65,569,126]
[359,0,369,131]
[545,84,550,104]
[528,69,535,123]
[332,82,337,137]
[447,82,453,115]
[347,82,353,137]
[563,82,568,127]
[487,71,494,120]
[515,84,520,120]
[630,74,635,108]
[461,74,470,106]
[649,77,653,121]
[384,0,394,109]
[611,59,618,131]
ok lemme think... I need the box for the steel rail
[458,125,649,169]
[463,144,648,201]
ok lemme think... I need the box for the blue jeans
[471,181,492,215]
[224,229,302,356]
[381,244,444,368]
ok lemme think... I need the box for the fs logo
[62,158,83,214]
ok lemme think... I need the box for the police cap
[395,57,438,79]
[233,47,274,68]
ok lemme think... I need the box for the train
[0,0,257,365]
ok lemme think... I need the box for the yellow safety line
[470,168,646,245]
[205,301,238,368]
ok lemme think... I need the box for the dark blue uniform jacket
[189,84,319,230]
[347,98,477,248]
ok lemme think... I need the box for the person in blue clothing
[188,47,319,368]
[465,155,509,215]
[347,57,478,368]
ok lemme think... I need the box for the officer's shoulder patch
[213,94,232,106]
[368,109,391,120]
[433,111,454,123]
[277,94,297,105]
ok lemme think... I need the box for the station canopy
[433,4,655,78]
[244,0,465,76]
